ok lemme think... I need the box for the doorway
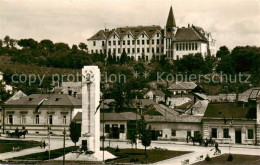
[112,124,119,139]
[235,130,241,143]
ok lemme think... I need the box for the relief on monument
[83,70,95,84]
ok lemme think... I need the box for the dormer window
[29,98,34,101]
[55,98,61,101]
[127,34,130,38]
[113,35,115,39]
[142,34,144,38]
[157,33,159,37]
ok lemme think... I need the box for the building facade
[87,6,216,61]
[2,94,81,135]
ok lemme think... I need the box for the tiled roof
[168,82,197,90]
[174,28,208,42]
[145,90,166,97]
[88,25,162,40]
[144,115,202,123]
[130,99,157,108]
[203,103,256,119]
[5,90,27,103]
[73,112,140,121]
[4,94,82,107]
[185,100,209,116]
[155,104,179,116]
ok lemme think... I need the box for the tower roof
[166,6,176,28]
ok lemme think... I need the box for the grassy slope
[0,139,41,153]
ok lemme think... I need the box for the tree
[78,42,87,51]
[69,121,81,151]
[4,35,10,48]
[138,115,152,157]
[216,46,230,58]
[107,51,113,65]
[120,50,128,65]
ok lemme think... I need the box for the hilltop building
[87,6,216,61]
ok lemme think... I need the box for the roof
[88,25,162,40]
[154,104,179,116]
[203,103,256,119]
[168,82,197,90]
[100,99,115,109]
[174,27,208,42]
[144,115,202,123]
[131,99,157,108]
[73,112,140,121]
[145,90,166,97]
[5,90,27,103]
[166,6,176,28]
[4,94,82,108]
[185,100,209,116]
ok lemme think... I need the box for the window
[161,47,164,53]
[156,47,159,53]
[161,39,164,44]
[102,41,105,46]
[91,50,94,54]
[147,40,149,44]
[93,41,96,46]
[212,128,217,138]
[157,33,159,37]
[120,124,125,133]
[123,48,125,53]
[157,39,159,44]
[127,40,130,45]
[138,56,141,60]
[158,130,162,137]
[142,48,144,53]
[100,50,103,54]
[186,43,188,50]
[223,128,229,138]
[118,48,121,53]
[152,39,154,44]
[142,40,145,45]
[142,34,144,38]
[105,124,110,133]
[248,129,253,139]
[113,41,116,45]
[146,56,148,61]
[21,115,26,124]
[147,48,149,53]
[176,44,179,51]
[35,115,39,124]
[192,43,194,50]
[132,40,135,45]
[63,115,67,125]
[49,115,53,125]
[137,48,140,53]
[195,43,198,50]
[127,34,130,38]
[189,43,191,50]
[96,50,98,53]
[180,43,182,51]
[118,41,120,45]
[123,40,125,45]
[127,48,130,53]
[113,48,116,54]
[194,131,200,139]
[137,40,140,45]
[8,115,13,124]
[187,131,191,137]
[171,130,176,136]
[152,48,155,53]
[183,43,185,50]
[132,48,135,53]
[177,55,179,60]
[108,41,111,46]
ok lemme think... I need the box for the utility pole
[63,128,66,165]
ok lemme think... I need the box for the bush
[130,158,139,162]
[205,154,211,161]
[227,154,233,161]
[115,145,120,152]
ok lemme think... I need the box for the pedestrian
[43,140,46,149]
[214,142,220,155]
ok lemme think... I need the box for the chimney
[188,23,190,28]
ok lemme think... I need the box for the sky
[0,0,259,50]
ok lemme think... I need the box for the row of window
[105,124,125,133]
[91,47,164,55]
[93,39,164,47]
[176,43,198,51]
[112,33,161,39]
[8,114,67,125]
[211,128,254,139]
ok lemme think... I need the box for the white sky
[0,0,259,50]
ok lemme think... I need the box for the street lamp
[63,128,66,165]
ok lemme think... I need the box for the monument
[81,66,100,152]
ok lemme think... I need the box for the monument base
[54,151,116,162]
[79,137,95,153]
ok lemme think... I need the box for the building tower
[164,6,177,60]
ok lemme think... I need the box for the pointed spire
[166,6,176,29]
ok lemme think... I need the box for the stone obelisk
[81,66,100,152]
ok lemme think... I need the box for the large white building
[87,6,216,61]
